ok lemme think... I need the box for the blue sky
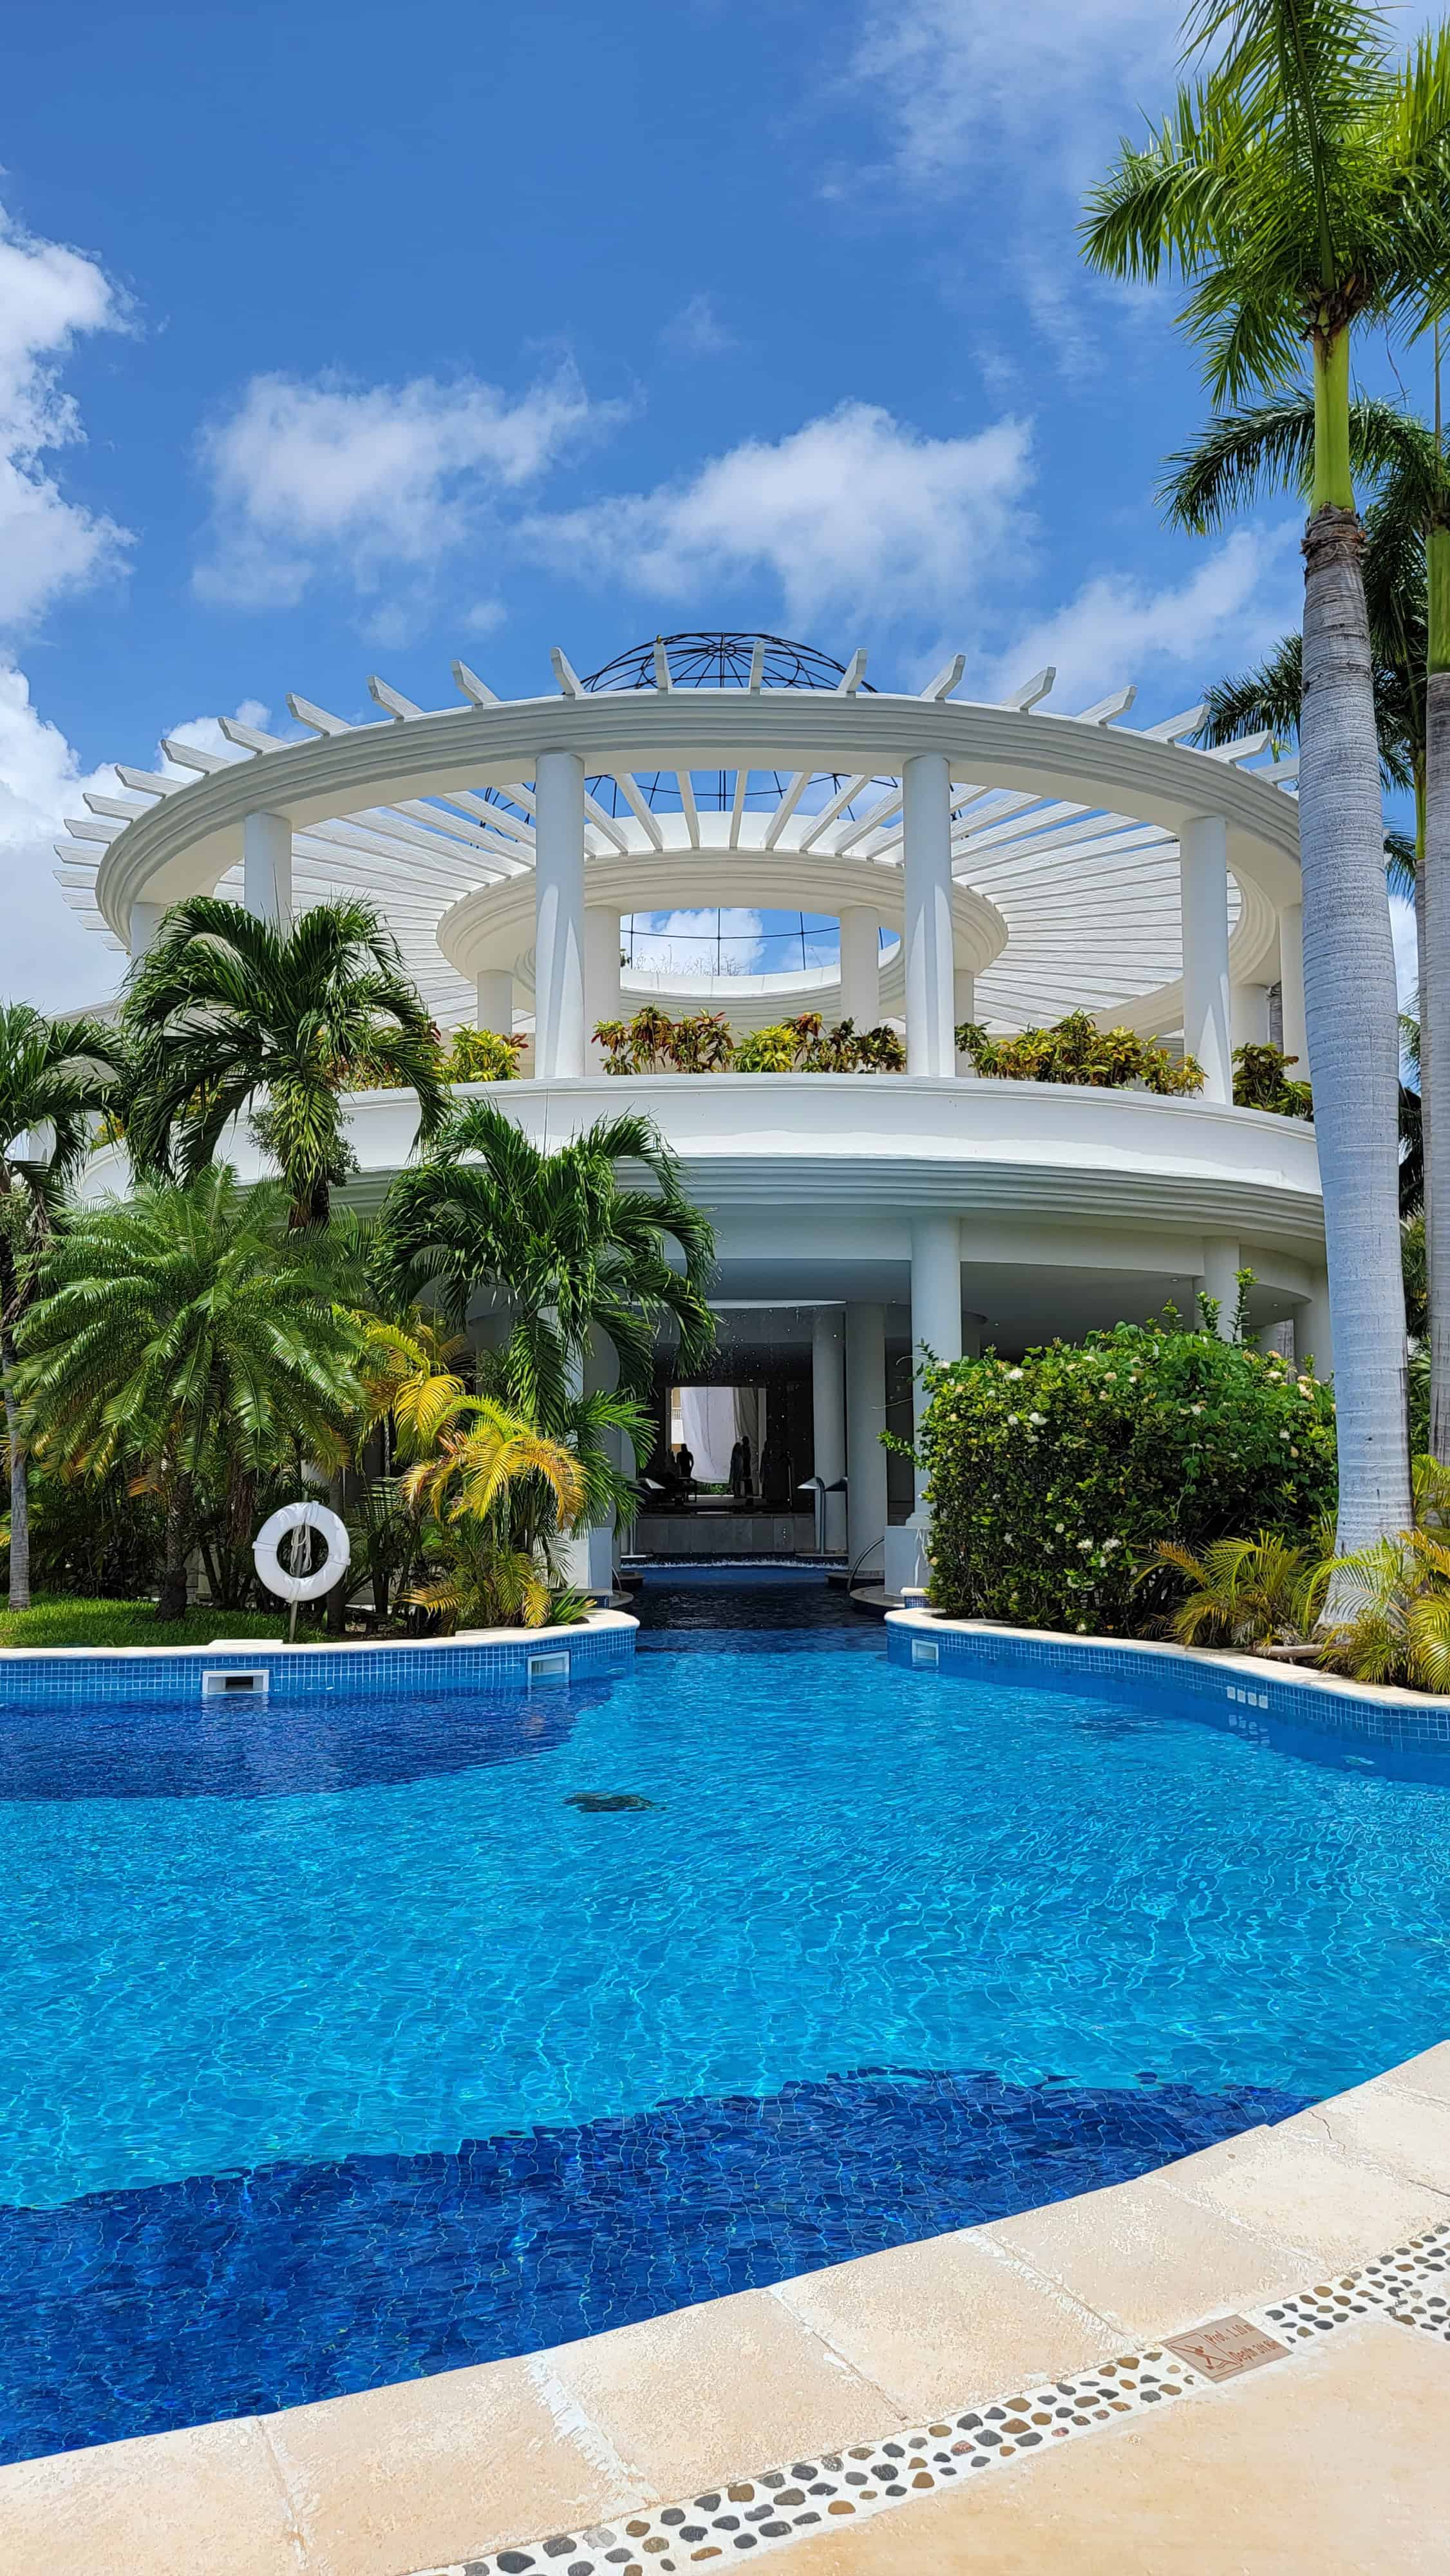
[2,0,1433,1005]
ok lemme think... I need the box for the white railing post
[474,971,513,1036]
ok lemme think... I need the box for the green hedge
[919,1316,1337,1633]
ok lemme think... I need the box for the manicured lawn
[0,1596,325,1650]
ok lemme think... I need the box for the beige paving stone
[1313,2076,1450,2195]
[772,2222,1113,2416]
[982,2172,1305,2341]
[1159,2115,1446,2268]
[262,2349,640,2576]
[774,2313,1450,2573]
[1390,2039,1450,2109]
[547,2282,909,2499]
[0,2414,304,2576]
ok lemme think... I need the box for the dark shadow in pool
[0,2065,1310,2468]
[0,1681,611,1801]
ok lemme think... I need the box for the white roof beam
[654,639,673,692]
[676,768,701,848]
[550,647,585,699]
[582,790,630,854]
[609,771,666,851]
[62,817,124,842]
[115,766,182,798]
[921,654,966,701]
[1001,666,1055,711]
[746,639,765,693]
[836,649,868,695]
[1202,730,1273,765]
[220,716,286,753]
[1068,685,1138,726]
[290,694,353,735]
[763,772,812,850]
[833,791,905,854]
[1137,704,1205,743]
[160,738,232,775]
[798,773,872,853]
[368,676,428,721]
[443,790,536,846]
[452,661,499,706]
[84,793,152,820]
[728,765,749,849]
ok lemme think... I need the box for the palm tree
[376,1097,716,1433]
[15,1170,362,1620]
[1163,392,1450,1430]
[0,1003,126,1611]
[121,896,447,1229]
[1083,0,1450,1552]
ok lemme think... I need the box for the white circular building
[61,631,1322,1586]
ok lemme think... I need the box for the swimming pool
[3,1572,1449,2464]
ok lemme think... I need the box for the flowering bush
[440,1025,525,1082]
[918,1313,1337,1634]
[956,1009,1203,1095]
[593,1006,907,1074]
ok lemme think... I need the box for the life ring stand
[253,1501,351,1604]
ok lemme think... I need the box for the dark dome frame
[579,632,881,817]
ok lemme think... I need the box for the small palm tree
[377,1097,715,1433]
[0,1002,127,1611]
[15,1170,362,1620]
[1317,1526,1450,1688]
[1084,0,1450,1554]
[1147,1531,1330,1650]
[122,896,447,1229]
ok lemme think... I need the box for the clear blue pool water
[3,1571,1449,2462]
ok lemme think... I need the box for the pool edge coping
[882,1608,1449,1714]
[0,1607,639,1665]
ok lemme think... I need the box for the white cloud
[0,204,130,629]
[660,294,737,359]
[0,661,122,1010]
[981,525,1301,711]
[848,0,1176,200]
[196,363,624,611]
[525,401,1035,629]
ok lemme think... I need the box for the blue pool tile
[0,2067,1306,2465]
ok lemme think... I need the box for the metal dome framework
[54,633,1302,1048]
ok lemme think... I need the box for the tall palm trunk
[1300,499,1412,1547]
[1426,523,1450,1458]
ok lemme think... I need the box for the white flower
[1028,1411,1047,1425]
[1077,1538,1093,1551]
[1054,1522,1066,1533]
[1006,1367,1024,1380]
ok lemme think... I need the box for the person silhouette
[730,1434,752,1499]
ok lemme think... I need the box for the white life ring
[253,1501,351,1604]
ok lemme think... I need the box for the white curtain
[677,1385,737,1482]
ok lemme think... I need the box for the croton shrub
[919,1315,1337,1634]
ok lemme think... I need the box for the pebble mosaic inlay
[413,2224,1450,2576]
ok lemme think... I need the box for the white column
[533,749,586,1080]
[811,1307,847,1553]
[1277,900,1308,1075]
[1299,1274,1333,1379]
[902,753,956,1077]
[585,906,623,1065]
[954,966,976,1077]
[845,1303,888,1575]
[1180,813,1231,1102]
[475,969,513,1034]
[243,810,293,931]
[127,900,164,960]
[838,907,880,1027]
[885,1214,961,1595]
[1198,1236,1241,1341]
[1231,983,1270,1047]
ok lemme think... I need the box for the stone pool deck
[6,2042,1450,2575]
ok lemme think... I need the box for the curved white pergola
[54,641,1303,1087]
